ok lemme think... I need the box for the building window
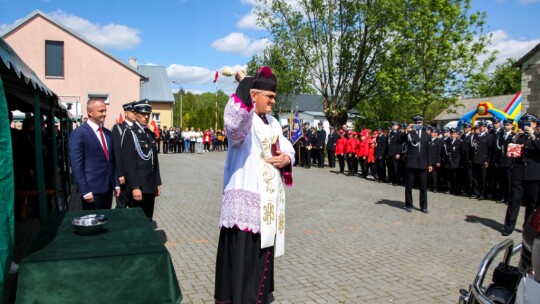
[45,40,64,77]
[152,113,160,122]
[88,94,110,105]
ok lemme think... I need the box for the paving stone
[154,152,523,303]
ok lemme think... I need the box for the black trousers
[360,158,368,178]
[81,190,113,210]
[499,167,512,202]
[190,141,196,153]
[163,141,169,154]
[301,148,311,167]
[387,156,399,184]
[448,169,460,195]
[337,154,345,173]
[503,179,540,233]
[376,158,387,181]
[132,193,156,221]
[472,163,487,197]
[405,168,428,210]
[156,140,161,153]
[346,154,355,174]
[327,149,336,167]
[115,184,133,208]
[317,148,325,167]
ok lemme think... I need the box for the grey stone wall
[520,51,540,115]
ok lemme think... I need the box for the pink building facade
[2,10,146,128]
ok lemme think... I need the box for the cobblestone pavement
[154,151,524,304]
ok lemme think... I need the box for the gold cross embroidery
[278,212,284,234]
[263,202,275,225]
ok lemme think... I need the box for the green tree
[247,44,315,121]
[466,58,521,97]
[375,0,493,122]
[255,0,493,126]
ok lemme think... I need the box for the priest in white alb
[214,66,295,304]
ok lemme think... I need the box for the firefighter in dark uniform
[495,118,515,204]
[387,122,403,185]
[502,113,540,235]
[427,127,443,193]
[111,101,136,209]
[444,128,463,195]
[460,121,474,196]
[162,126,170,154]
[375,127,388,182]
[326,126,338,168]
[471,121,492,200]
[299,122,312,168]
[402,115,432,213]
[315,122,326,168]
[488,118,504,200]
[121,99,162,220]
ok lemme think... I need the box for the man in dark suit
[495,118,515,204]
[111,101,136,209]
[315,122,326,168]
[299,122,312,168]
[402,115,432,213]
[386,122,403,185]
[326,126,338,168]
[502,113,540,235]
[427,127,443,192]
[445,128,463,195]
[471,121,492,200]
[162,126,170,154]
[69,98,120,210]
[121,99,162,220]
[460,122,474,196]
[375,127,388,182]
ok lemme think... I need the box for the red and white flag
[213,70,219,83]
[118,113,124,124]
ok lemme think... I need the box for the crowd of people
[292,114,540,235]
[157,126,227,154]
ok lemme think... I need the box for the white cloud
[237,9,264,30]
[211,32,272,57]
[167,64,247,95]
[49,10,141,50]
[486,29,540,67]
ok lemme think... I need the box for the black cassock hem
[215,227,274,304]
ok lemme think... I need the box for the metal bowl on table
[71,214,108,235]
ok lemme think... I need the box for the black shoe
[501,230,512,236]
[477,195,485,201]
[405,207,413,212]
[421,209,429,214]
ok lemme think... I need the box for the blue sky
[1,0,539,95]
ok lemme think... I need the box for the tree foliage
[172,90,229,130]
[466,58,521,97]
[254,0,493,126]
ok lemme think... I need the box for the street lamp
[172,81,183,128]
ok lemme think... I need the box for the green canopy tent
[0,37,71,301]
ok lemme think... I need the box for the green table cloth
[16,208,182,304]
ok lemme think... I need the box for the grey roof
[1,10,146,80]
[434,94,517,121]
[513,42,540,68]
[138,65,174,103]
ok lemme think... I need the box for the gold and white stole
[252,114,286,257]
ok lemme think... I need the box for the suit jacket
[444,138,462,169]
[121,123,162,193]
[472,132,492,164]
[428,137,443,166]
[510,132,540,181]
[316,129,326,149]
[403,129,430,169]
[69,122,118,196]
[387,131,402,156]
[495,131,515,168]
[327,132,338,150]
[111,121,129,178]
[461,132,474,164]
[375,134,388,159]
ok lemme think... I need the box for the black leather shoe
[477,195,485,201]
[501,230,512,236]
[405,207,413,212]
[421,209,429,214]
